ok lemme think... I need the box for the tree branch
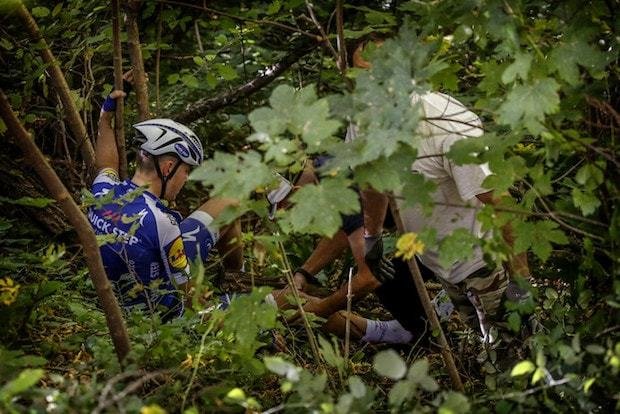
[173,41,318,124]
[0,89,131,364]
[126,0,150,121]
[15,4,96,174]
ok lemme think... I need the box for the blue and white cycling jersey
[88,168,217,320]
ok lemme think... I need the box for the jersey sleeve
[92,168,120,197]
[156,213,191,286]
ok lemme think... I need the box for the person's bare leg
[323,310,368,340]
[195,197,243,271]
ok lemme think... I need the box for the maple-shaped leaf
[281,178,360,236]
[513,220,569,262]
[190,150,273,200]
[497,78,560,134]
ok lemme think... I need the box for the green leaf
[531,367,545,385]
[318,336,344,371]
[373,350,406,380]
[31,6,50,17]
[190,151,273,201]
[388,380,414,407]
[0,368,44,401]
[437,229,479,268]
[583,378,596,394]
[507,312,521,333]
[575,163,605,186]
[477,61,509,95]
[264,357,301,382]
[0,196,55,208]
[348,376,366,398]
[181,74,199,88]
[571,188,601,216]
[497,78,560,134]
[512,220,569,262]
[438,392,470,414]
[550,38,608,85]
[501,52,533,84]
[167,73,179,85]
[282,178,359,236]
[266,0,281,15]
[510,360,535,377]
[217,64,238,81]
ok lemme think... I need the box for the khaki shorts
[440,267,509,338]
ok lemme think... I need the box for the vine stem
[181,313,217,411]
[277,240,325,371]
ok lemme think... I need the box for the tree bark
[112,0,128,178]
[126,0,150,121]
[15,4,96,174]
[389,197,465,392]
[174,41,318,124]
[0,90,131,364]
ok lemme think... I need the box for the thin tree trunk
[112,0,128,179]
[389,197,464,391]
[0,90,131,364]
[126,0,149,121]
[15,4,96,174]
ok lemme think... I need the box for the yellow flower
[180,354,193,370]
[140,404,166,414]
[0,277,20,306]
[395,233,425,260]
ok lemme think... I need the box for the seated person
[88,84,242,322]
[268,161,427,345]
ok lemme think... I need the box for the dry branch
[112,0,128,178]
[389,197,465,392]
[174,41,318,124]
[0,90,131,364]
[15,4,96,173]
[126,0,150,121]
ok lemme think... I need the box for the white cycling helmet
[133,118,203,166]
[132,118,204,199]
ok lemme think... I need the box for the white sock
[361,319,413,344]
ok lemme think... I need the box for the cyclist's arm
[96,90,125,172]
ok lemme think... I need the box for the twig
[194,20,204,54]
[277,240,324,370]
[343,267,353,363]
[181,313,216,411]
[93,370,169,414]
[157,0,322,41]
[522,180,607,241]
[305,0,339,62]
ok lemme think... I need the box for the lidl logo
[167,237,188,270]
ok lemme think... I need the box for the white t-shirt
[351,91,492,284]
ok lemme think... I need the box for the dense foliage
[0,0,618,412]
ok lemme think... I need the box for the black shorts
[374,258,431,335]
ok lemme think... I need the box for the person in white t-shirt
[350,39,531,343]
